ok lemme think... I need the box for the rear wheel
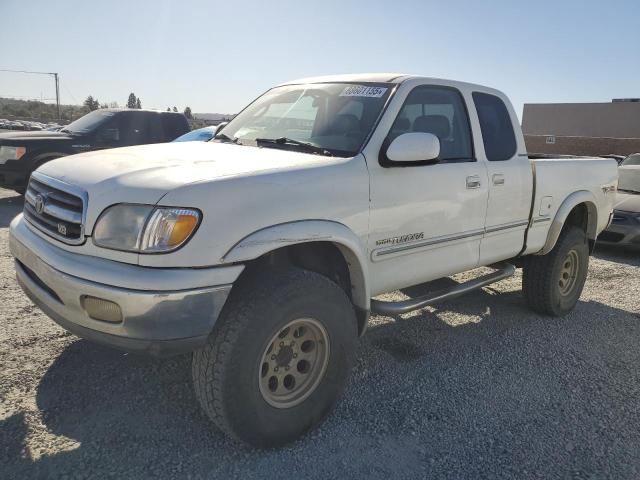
[522,226,589,316]
[192,268,357,447]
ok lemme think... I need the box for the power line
[0,68,60,119]
[62,82,78,104]
[0,68,57,75]
[0,95,57,101]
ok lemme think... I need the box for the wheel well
[235,242,368,334]
[564,204,588,233]
[561,202,597,252]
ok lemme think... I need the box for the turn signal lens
[169,214,199,247]
[139,207,201,252]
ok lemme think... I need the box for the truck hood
[0,130,74,142]
[614,191,640,213]
[618,165,640,194]
[36,141,346,228]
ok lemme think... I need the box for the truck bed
[522,157,619,255]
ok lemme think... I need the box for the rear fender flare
[537,190,598,255]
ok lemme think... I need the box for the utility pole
[54,73,60,120]
[0,69,61,120]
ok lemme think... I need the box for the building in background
[522,99,640,156]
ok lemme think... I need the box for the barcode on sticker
[340,85,388,98]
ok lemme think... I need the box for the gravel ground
[1,187,639,479]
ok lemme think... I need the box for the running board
[370,262,516,316]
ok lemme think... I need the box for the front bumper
[0,166,28,190]
[597,211,640,248]
[9,215,240,356]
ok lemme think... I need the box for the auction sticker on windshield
[340,85,388,98]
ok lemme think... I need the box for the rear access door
[472,91,533,265]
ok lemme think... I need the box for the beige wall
[522,102,640,138]
[524,135,640,156]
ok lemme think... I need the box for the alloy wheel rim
[258,318,330,409]
[558,249,580,296]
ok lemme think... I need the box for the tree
[183,106,193,119]
[135,98,142,109]
[172,106,178,113]
[166,107,171,112]
[126,93,137,109]
[109,101,119,108]
[83,95,100,111]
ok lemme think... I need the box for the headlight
[0,146,26,164]
[93,204,201,253]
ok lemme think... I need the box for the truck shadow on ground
[2,282,640,478]
[0,193,23,228]
[593,244,640,267]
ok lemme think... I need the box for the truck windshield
[216,83,393,157]
[62,110,116,134]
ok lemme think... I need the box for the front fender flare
[222,220,370,311]
[537,190,598,255]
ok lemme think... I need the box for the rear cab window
[472,92,517,161]
[161,114,190,141]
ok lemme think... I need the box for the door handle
[492,174,505,186]
[466,175,481,189]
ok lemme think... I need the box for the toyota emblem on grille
[34,194,46,214]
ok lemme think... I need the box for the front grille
[23,173,86,244]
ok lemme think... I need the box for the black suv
[0,109,190,193]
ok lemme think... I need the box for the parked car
[172,125,219,142]
[0,109,190,193]
[598,153,640,247]
[9,74,618,447]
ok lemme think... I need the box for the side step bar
[370,262,516,316]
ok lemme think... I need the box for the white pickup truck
[9,74,618,447]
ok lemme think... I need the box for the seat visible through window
[388,86,473,161]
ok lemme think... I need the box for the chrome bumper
[9,215,237,356]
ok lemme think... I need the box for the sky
[1,0,639,118]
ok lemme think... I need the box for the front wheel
[192,268,357,447]
[522,226,589,316]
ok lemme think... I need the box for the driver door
[367,85,489,295]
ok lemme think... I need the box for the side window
[161,114,189,141]
[120,113,151,145]
[145,115,165,143]
[472,92,517,161]
[388,86,473,162]
[94,117,121,144]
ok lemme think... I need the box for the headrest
[412,115,451,139]
[393,117,410,131]
[332,114,360,134]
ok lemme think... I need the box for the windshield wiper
[255,137,333,156]
[618,188,640,195]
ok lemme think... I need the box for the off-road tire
[522,226,589,316]
[192,268,357,447]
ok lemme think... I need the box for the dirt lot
[1,187,639,479]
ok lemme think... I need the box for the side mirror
[386,132,440,163]
[214,122,229,136]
